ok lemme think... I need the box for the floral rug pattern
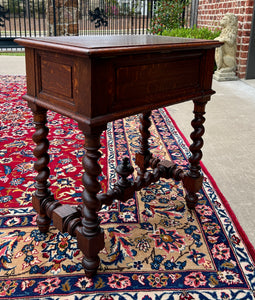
[0,75,255,299]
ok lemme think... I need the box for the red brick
[237,69,246,75]
[245,7,254,14]
[240,44,250,52]
[243,22,252,30]
[238,15,244,22]
[242,29,251,36]
[239,51,249,59]
[239,58,248,65]
[241,37,251,44]
[237,67,247,77]
[239,74,246,79]
[244,15,253,22]
[238,66,247,73]
[245,0,254,6]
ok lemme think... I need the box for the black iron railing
[0,0,198,48]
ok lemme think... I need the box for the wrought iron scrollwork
[0,5,9,27]
[88,7,108,28]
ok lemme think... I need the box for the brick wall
[197,0,254,78]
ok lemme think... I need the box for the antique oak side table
[15,35,221,277]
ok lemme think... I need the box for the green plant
[162,26,221,40]
[149,0,190,35]
[162,27,221,71]
[0,52,25,55]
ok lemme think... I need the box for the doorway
[246,4,255,79]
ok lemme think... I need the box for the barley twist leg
[30,104,52,232]
[76,125,106,277]
[183,99,208,209]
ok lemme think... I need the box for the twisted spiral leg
[183,100,208,209]
[30,105,51,232]
[135,111,152,183]
[76,126,105,277]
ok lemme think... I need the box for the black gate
[0,0,198,49]
[0,0,48,47]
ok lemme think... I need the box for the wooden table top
[15,35,222,56]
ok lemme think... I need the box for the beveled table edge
[15,35,223,57]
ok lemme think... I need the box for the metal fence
[0,0,198,48]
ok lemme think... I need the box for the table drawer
[113,55,201,111]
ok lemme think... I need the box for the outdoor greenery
[162,26,221,71]
[149,0,190,35]
[104,0,146,17]
[162,26,221,40]
[0,52,25,55]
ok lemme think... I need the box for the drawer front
[113,54,202,111]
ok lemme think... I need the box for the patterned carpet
[0,75,255,299]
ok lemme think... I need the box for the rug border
[163,107,255,263]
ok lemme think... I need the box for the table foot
[76,228,104,278]
[182,174,203,209]
[186,192,198,210]
[82,257,100,278]
[36,214,51,233]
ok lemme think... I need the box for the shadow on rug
[0,75,255,299]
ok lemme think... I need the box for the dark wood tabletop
[16,35,221,55]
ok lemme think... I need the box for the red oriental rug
[0,75,255,300]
